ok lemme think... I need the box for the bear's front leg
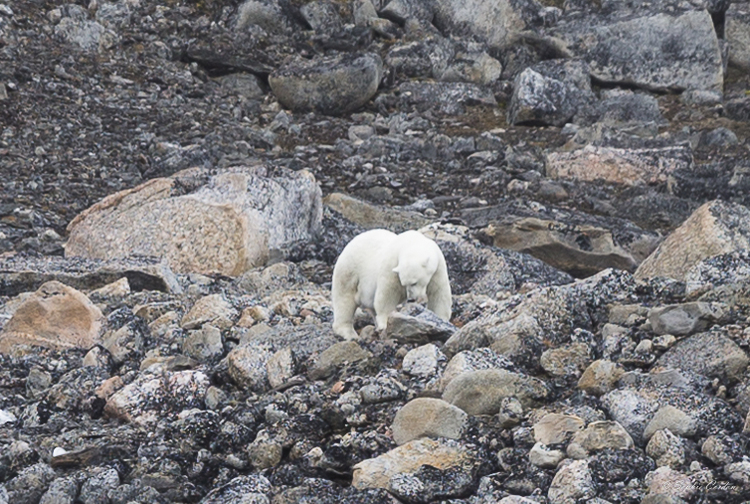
[332,287,361,340]
[373,277,404,332]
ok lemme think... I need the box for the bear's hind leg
[332,290,360,340]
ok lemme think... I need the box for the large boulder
[0,281,105,354]
[269,53,383,115]
[552,8,723,92]
[546,145,692,186]
[65,166,322,276]
[635,200,750,281]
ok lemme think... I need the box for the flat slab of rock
[553,8,723,92]
[323,192,433,233]
[65,166,322,276]
[269,53,382,115]
[352,437,477,490]
[635,200,750,281]
[386,303,457,344]
[546,145,693,186]
[463,201,659,278]
[0,254,181,296]
[648,302,727,336]
[0,280,105,354]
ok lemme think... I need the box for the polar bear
[331,229,452,340]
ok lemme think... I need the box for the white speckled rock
[402,344,445,378]
[529,442,566,469]
[646,466,696,500]
[646,429,686,468]
[227,345,273,393]
[442,368,548,415]
[570,420,634,453]
[548,460,596,504]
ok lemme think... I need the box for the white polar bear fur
[331,229,452,340]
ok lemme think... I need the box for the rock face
[635,200,750,280]
[553,8,723,92]
[0,281,104,354]
[65,166,322,276]
[269,53,383,115]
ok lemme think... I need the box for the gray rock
[684,249,750,296]
[391,398,468,445]
[388,463,476,503]
[80,468,120,504]
[299,1,342,32]
[183,324,224,362]
[199,475,272,504]
[701,434,744,465]
[648,302,728,336]
[216,73,266,100]
[266,347,295,388]
[432,0,542,50]
[381,0,433,24]
[0,254,181,296]
[309,340,372,380]
[39,477,78,504]
[442,369,548,414]
[227,344,274,392]
[386,303,456,343]
[269,53,382,115]
[385,37,455,81]
[2,463,57,504]
[440,49,503,86]
[643,405,698,440]
[569,420,634,453]
[441,347,516,390]
[323,192,434,233]
[361,375,405,403]
[181,294,237,330]
[508,60,595,127]
[655,330,749,382]
[528,442,566,468]
[553,8,723,92]
[727,2,750,70]
[392,81,497,115]
[402,343,445,378]
[595,89,664,128]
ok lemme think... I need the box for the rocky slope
[3,0,750,503]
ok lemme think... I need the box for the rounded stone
[269,53,383,115]
[392,398,468,445]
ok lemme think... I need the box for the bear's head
[393,253,439,304]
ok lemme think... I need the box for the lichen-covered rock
[401,344,445,378]
[181,294,237,330]
[553,8,723,92]
[533,413,585,445]
[636,200,750,281]
[646,428,686,468]
[66,166,323,276]
[0,280,105,354]
[387,463,476,503]
[269,53,382,115]
[309,340,372,380]
[386,303,457,343]
[508,60,595,127]
[655,330,749,382]
[578,360,624,396]
[104,369,210,425]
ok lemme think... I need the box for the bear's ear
[392,266,400,274]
